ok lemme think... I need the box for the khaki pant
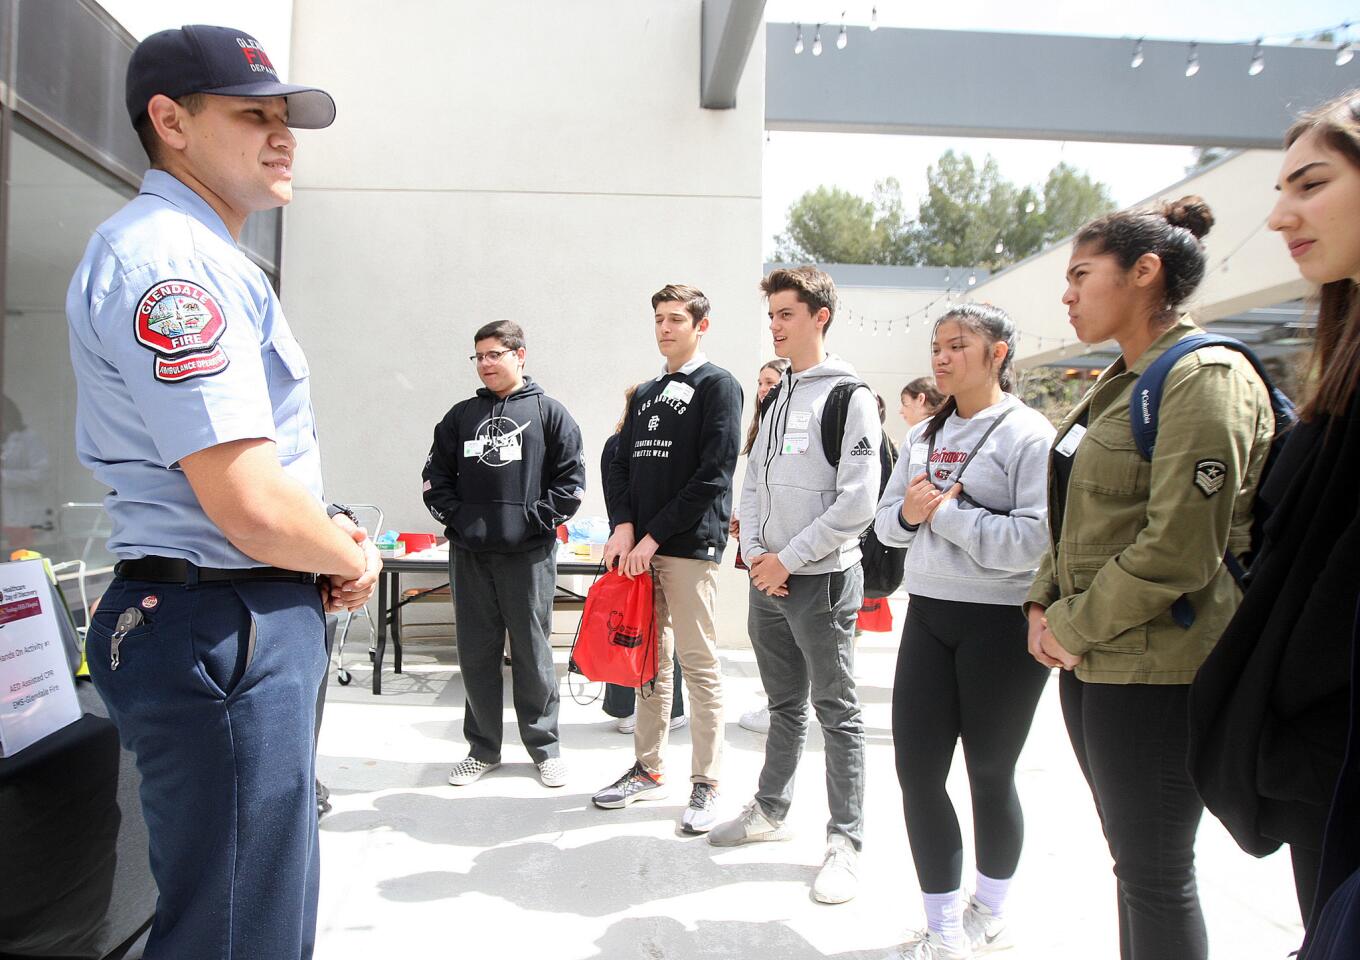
[635,554,724,785]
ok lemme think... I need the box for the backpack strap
[822,380,870,468]
[1130,334,1296,461]
[1128,333,1297,629]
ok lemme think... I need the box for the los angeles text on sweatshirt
[606,359,743,562]
[874,392,1055,605]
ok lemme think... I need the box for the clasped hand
[900,472,961,526]
[320,514,382,613]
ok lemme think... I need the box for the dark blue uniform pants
[86,576,327,960]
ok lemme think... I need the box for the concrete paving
[315,602,1304,959]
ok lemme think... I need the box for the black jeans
[1060,672,1208,960]
[601,651,685,719]
[893,595,1049,892]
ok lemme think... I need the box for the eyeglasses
[469,349,515,364]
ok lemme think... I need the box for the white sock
[973,871,1012,920]
[922,890,965,951]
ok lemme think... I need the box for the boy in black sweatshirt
[590,284,743,835]
[422,320,585,789]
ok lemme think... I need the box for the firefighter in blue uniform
[65,25,379,960]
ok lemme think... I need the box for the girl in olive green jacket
[1024,196,1274,960]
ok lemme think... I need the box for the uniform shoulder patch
[1193,459,1227,498]
[134,279,230,384]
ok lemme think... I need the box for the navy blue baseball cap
[126,25,335,129]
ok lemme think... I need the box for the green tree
[772,178,917,265]
[773,153,1114,269]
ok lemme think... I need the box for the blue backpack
[1128,334,1297,628]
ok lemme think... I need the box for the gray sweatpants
[452,542,560,765]
[748,565,866,850]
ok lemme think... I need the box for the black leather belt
[115,556,318,585]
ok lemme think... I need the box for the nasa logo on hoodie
[462,416,526,467]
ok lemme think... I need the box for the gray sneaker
[811,833,858,903]
[707,799,791,846]
[537,757,568,788]
[592,761,668,808]
[961,895,1010,953]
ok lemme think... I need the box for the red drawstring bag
[569,569,658,687]
[856,597,894,633]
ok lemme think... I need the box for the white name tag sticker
[463,439,486,457]
[501,441,523,461]
[788,410,812,430]
[910,443,929,467]
[662,381,694,404]
[781,433,810,455]
[1055,423,1087,458]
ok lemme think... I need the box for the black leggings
[1060,672,1208,960]
[893,594,1050,893]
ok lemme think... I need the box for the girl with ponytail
[874,303,1056,959]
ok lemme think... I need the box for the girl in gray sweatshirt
[874,303,1055,960]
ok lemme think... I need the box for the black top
[422,377,585,553]
[606,361,743,562]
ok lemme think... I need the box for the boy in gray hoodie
[708,266,877,907]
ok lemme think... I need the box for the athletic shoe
[681,783,719,834]
[669,714,689,731]
[592,761,668,808]
[616,712,637,734]
[812,833,858,903]
[961,895,1011,954]
[447,756,500,786]
[882,930,973,960]
[739,705,770,734]
[537,757,568,788]
[707,799,791,846]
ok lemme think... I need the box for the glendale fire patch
[134,279,230,383]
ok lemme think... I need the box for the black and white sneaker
[592,761,668,809]
[681,783,719,833]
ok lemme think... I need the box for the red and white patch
[140,594,160,611]
[135,280,227,357]
[154,346,230,383]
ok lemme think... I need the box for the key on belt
[110,608,143,671]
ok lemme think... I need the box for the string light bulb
[994,240,1004,255]
[1185,42,1200,78]
[812,25,823,56]
[1248,38,1264,76]
[967,271,977,287]
[1339,39,1356,66]
[1130,38,1145,69]
[870,5,879,31]
[1024,200,1037,214]
[794,23,804,55]
[837,12,848,50]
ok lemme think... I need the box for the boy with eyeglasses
[422,320,585,788]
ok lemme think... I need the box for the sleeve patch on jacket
[1193,459,1227,498]
[135,279,230,383]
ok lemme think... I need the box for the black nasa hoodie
[606,357,743,562]
[423,377,585,553]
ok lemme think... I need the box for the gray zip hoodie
[874,393,1055,605]
[740,355,880,575]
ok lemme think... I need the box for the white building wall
[284,0,766,532]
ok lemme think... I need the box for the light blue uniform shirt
[66,170,323,568]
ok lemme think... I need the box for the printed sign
[0,560,81,757]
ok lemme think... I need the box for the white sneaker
[680,782,719,834]
[707,799,791,846]
[883,930,973,960]
[447,756,499,786]
[961,895,1010,953]
[616,711,637,734]
[537,757,568,788]
[669,714,689,731]
[812,833,858,904]
[739,705,770,734]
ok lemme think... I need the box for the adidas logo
[848,436,873,457]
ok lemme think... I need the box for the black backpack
[759,380,906,598]
[1127,334,1297,627]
